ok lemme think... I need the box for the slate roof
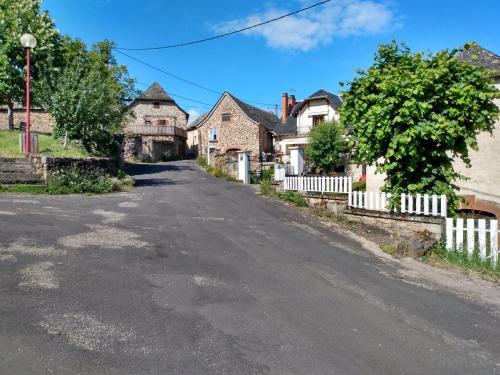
[226,93,280,131]
[458,44,500,76]
[274,102,301,136]
[137,82,174,102]
[188,112,209,129]
[294,89,343,113]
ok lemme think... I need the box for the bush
[260,179,273,196]
[196,156,208,167]
[47,166,133,194]
[280,191,308,207]
[352,180,366,191]
[261,168,273,180]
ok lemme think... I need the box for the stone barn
[122,82,188,162]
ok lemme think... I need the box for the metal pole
[25,47,31,154]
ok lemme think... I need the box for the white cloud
[212,0,396,52]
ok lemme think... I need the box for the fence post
[416,194,422,215]
[401,194,406,214]
[348,177,352,194]
[432,195,438,216]
[491,220,498,268]
[456,218,464,252]
[467,219,475,258]
[440,195,447,217]
[478,219,487,261]
[446,218,454,251]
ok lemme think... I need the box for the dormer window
[153,101,160,108]
[222,113,230,122]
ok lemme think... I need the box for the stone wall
[198,94,271,162]
[30,155,117,180]
[122,135,142,160]
[0,108,54,134]
[124,101,188,129]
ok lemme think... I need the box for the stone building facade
[193,92,278,164]
[122,82,188,161]
[0,105,54,134]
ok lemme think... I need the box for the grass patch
[382,245,397,254]
[424,242,500,282]
[197,157,239,182]
[0,167,133,195]
[0,130,90,158]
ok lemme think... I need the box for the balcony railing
[125,125,187,138]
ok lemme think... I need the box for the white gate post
[289,147,304,176]
[237,151,250,184]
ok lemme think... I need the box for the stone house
[0,103,54,134]
[186,112,208,158]
[122,82,188,161]
[275,89,364,180]
[191,92,278,165]
[366,44,500,218]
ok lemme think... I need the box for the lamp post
[20,33,37,154]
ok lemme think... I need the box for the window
[157,119,167,126]
[153,101,160,108]
[222,113,230,122]
[145,119,152,125]
[208,128,218,141]
[312,115,325,127]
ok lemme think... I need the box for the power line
[135,81,214,108]
[117,49,275,107]
[115,0,332,51]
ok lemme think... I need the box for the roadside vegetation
[260,179,308,207]
[0,167,133,195]
[424,243,500,282]
[196,156,238,182]
[0,130,89,158]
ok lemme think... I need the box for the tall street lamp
[20,33,37,154]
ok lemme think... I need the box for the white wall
[297,99,340,135]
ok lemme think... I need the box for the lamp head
[20,33,37,49]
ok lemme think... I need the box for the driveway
[0,160,499,374]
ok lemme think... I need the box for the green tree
[46,40,136,156]
[305,120,347,174]
[341,41,500,213]
[0,0,61,129]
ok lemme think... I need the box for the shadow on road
[124,162,194,177]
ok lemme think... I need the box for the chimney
[288,95,296,114]
[282,93,288,123]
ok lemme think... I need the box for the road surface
[0,160,499,374]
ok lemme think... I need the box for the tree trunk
[63,130,68,149]
[7,100,14,131]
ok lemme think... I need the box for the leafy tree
[0,0,61,129]
[45,40,136,156]
[305,120,347,174]
[341,41,500,213]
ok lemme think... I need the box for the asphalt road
[0,160,499,374]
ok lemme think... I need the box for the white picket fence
[348,191,448,217]
[445,218,499,266]
[284,176,352,194]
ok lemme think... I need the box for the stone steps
[0,157,44,185]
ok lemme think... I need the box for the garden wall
[30,155,117,180]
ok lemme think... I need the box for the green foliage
[260,179,273,196]
[305,120,347,174]
[341,41,500,214]
[261,168,274,180]
[280,191,308,207]
[0,167,133,195]
[44,40,136,157]
[0,130,89,157]
[425,242,500,281]
[196,156,208,167]
[0,0,61,129]
[352,180,366,192]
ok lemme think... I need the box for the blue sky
[42,0,500,122]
